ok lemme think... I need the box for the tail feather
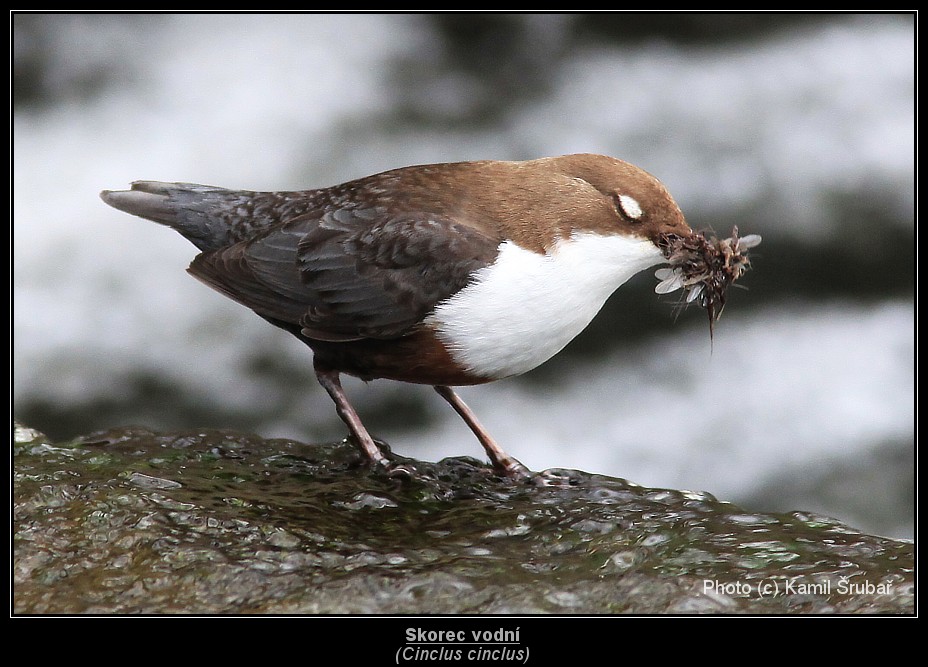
[100,181,250,252]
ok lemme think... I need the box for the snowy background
[13,14,914,538]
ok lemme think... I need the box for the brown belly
[304,326,489,386]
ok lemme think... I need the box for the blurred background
[13,14,914,538]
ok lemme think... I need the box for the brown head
[421,153,694,253]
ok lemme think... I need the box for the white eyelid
[617,194,643,220]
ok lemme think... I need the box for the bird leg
[314,361,390,468]
[434,385,531,479]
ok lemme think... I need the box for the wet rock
[13,422,913,614]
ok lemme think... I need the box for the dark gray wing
[188,207,501,341]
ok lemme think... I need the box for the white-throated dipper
[101,154,747,479]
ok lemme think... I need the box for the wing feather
[188,208,500,342]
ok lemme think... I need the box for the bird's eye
[614,194,644,221]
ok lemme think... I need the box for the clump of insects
[656,227,762,337]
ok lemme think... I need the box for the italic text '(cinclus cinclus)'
[101,154,759,479]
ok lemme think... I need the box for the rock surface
[13,423,913,615]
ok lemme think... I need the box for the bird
[101,154,693,479]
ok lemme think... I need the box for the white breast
[426,232,665,380]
